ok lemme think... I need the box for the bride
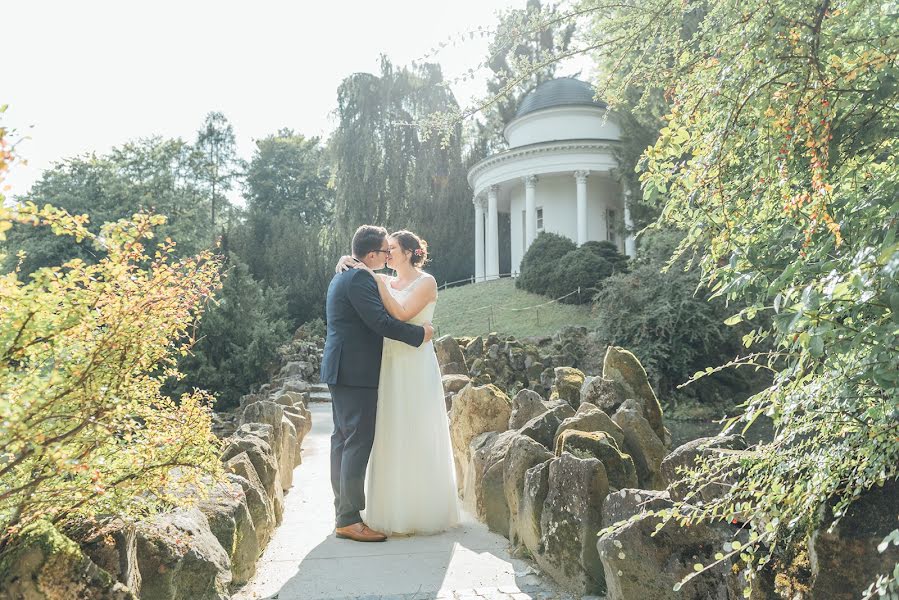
[337,230,460,535]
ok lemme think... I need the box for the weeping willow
[331,57,474,285]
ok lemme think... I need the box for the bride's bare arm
[334,255,357,273]
[373,274,437,322]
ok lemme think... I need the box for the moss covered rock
[503,434,553,546]
[508,388,550,430]
[466,430,517,533]
[612,400,667,490]
[434,335,467,372]
[448,384,512,493]
[0,520,136,600]
[76,519,140,595]
[536,453,610,596]
[598,489,759,600]
[198,478,259,586]
[580,376,628,415]
[224,456,276,549]
[554,430,637,490]
[554,404,625,450]
[134,509,231,600]
[602,347,665,440]
[810,478,899,600]
[550,367,585,408]
[520,403,575,449]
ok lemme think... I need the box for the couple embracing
[320,225,460,542]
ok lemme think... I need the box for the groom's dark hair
[352,225,388,259]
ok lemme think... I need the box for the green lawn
[433,278,595,338]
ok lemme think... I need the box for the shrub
[592,229,762,403]
[581,240,629,272]
[294,317,326,341]
[517,232,577,298]
[518,232,627,303]
[0,204,223,548]
[552,248,614,303]
[171,254,293,411]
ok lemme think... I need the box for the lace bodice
[387,276,436,326]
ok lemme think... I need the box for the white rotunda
[468,77,636,281]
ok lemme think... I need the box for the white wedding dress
[363,276,461,535]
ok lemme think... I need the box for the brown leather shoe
[335,522,387,542]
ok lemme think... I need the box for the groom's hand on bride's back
[422,322,434,345]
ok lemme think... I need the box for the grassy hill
[433,278,595,338]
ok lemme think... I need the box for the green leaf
[809,335,824,357]
[724,313,743,326]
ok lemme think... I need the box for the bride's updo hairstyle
[391,230,429,267]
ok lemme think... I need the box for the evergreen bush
[517,232,627,303]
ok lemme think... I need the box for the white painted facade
[467,80,636,280]
[505,106,623,148]
[506,173,625,273]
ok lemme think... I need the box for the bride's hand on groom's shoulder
[335,255,358,273]
[353,262,375,276]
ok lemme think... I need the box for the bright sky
[4,0,591,201]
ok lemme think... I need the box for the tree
[434,0,897,592]
[172,254,292,410]
[244,130,331,226]
[593,230,763,403]
[194,112,241,243]
[4,137,212,275]
[233,131,335,325]
[474,0,576,155]
[579,0,899,594]
[331,57,474,285]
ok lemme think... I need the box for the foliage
[516,232,576,295]
[3,136,216,275]
[171,255,292,411]
[593,230,761,403]
[517,232,627,303]
[331,57,474,285]
[0,191,223,551]
[580,240,629,270]
[293,317,326,342]
[235,130,335,325]
[582,0,899,595]
[244,130,332,226]
[550,247,615,303]
[194,112,242,242]
[471,0,576,156]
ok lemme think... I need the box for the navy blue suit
[321,268,425,528]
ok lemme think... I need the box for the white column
[524,175,537,249]
[624,187,637,258]
[487,184,500,280]
[575,170,589,246]
[474,196,485,282]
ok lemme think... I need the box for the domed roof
[516,77,607,118]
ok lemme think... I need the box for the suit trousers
[328,384,378,528]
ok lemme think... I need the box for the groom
[320,225,433,542]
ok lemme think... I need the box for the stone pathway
[233,401,584,600]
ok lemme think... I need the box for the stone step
[310,383,330,394]
[309,391,332,403]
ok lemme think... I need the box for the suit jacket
[320,268,426,388]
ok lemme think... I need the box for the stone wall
[442,340,670,596]
[452,326,606,398]
[441,335,897,600]
[0,337,323,600]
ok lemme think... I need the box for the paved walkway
[233,401,577,600]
